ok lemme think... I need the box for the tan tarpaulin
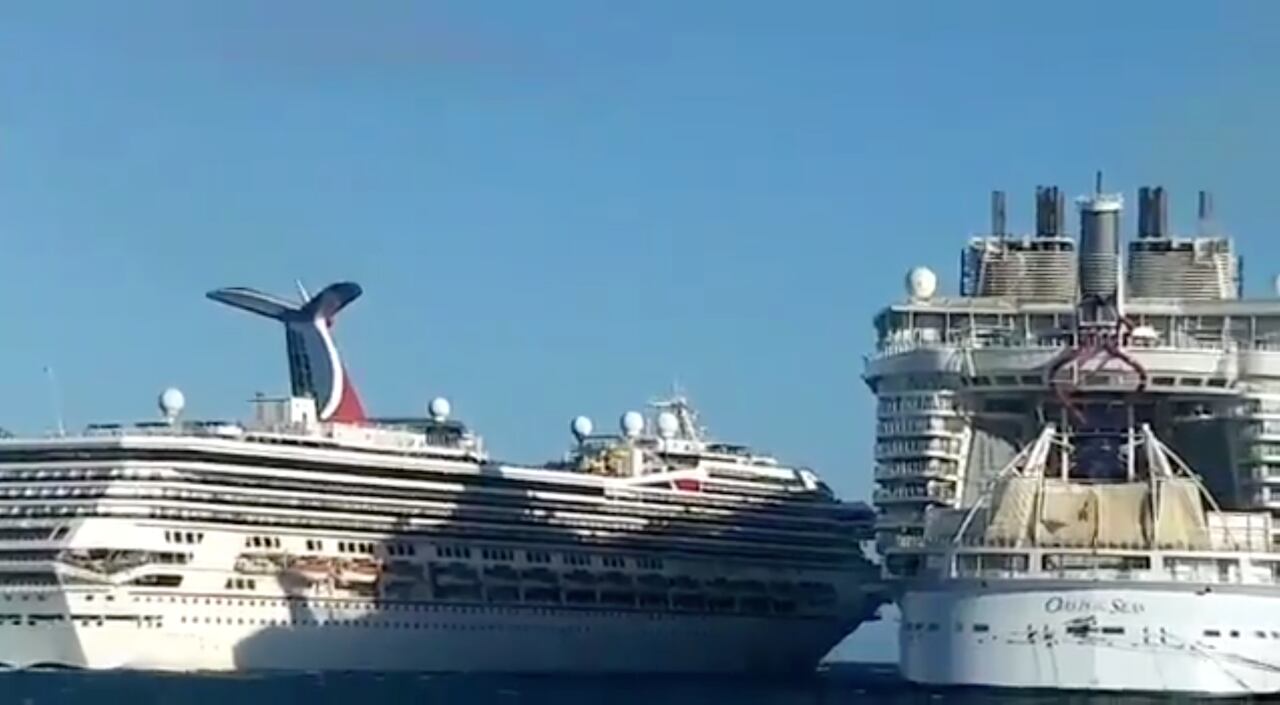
[1093,482,1152,547]
[1153,478,1209,549]
[1037,481,1097,546]
[983,476,1038,544]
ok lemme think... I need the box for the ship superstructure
[0,282,882,673]
[867,180,1267,559]
[867,178,1280,694]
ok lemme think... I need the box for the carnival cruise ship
[0,281,882,673]
[867,178,1280,695]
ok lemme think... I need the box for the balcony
[874,439,964,462]
[873,460,958,482]
[873,484,956,505]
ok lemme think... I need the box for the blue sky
[1,1,1278,660]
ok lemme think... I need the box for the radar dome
[656,411,679,439]
[620,411,644,438]
[158,387,186,420]
[428,396,451,421]
[906,266,938,300]
[571,415,594,441]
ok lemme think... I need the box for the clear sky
[1,1,1279,661]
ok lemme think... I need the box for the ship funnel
[990,190,1007,237]
[1035,185,1065,238]
[1198,190,1215,234]
[1076,176,1123,300]
[1137,186,1168,239]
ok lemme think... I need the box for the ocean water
[0,664,1213,705]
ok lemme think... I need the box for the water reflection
[0,663,1208,705]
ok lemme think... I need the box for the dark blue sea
[0,663,1241,704]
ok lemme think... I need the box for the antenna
[295,279,310,304]
[1095,170,1103,194]
[43,366,65,437]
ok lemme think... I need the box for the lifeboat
[520,567,557,583]
[431,563,479,586]
[483,565,520,582]
[285,556,334,583]
[337,558,381,585]
[600,571,631,586]
[564,570,598,585]
[670,575,700,591]
[234,554,282,575]
[636,573,670,590]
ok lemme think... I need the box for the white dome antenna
[158,387,186,423]
[906,267,938,301]
[571,415,594,443]
[656,411,679,439]
[620,411,644,439]
[428,397,451,422]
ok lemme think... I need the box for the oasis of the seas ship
[868,180,1280,695]
[0,281,882,672]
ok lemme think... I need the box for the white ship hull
[0,591,857,673]
[900,582,1280,696]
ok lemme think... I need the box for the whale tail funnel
[208,282,367,423]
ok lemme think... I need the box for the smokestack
[1077,189,1123,300]
[1055,188,1066,236]
[991,190,1006,237]
[1137,187,1149,238]
[1035,185,1064,237]
[1198,190,1215,231]
[1153,186,1168,238]
[1137,186,1168,239]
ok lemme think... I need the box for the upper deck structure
[865,178,1280,554]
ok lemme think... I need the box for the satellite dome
[906,266,938,300]
[158,387,186,421]
[571,415,594,441]
[620,411,644,438]
[428,396,451,421]
[656,411,679,439]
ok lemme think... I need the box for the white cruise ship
[0,281,883,673]
[869,179,1280,695]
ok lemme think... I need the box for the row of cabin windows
[165,531,203,544]
[908,623,1280,640]
[0,527,67,541]
[173,616,676,630]
[167,530,666,572]
[1204,629,1280,639]
[441,546,664,571]
[246,536,281,549]
[224,578,257,591]
[339,541,374,554]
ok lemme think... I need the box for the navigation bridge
[865,181,1280,554]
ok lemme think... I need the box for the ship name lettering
[1043,596,1145,615]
